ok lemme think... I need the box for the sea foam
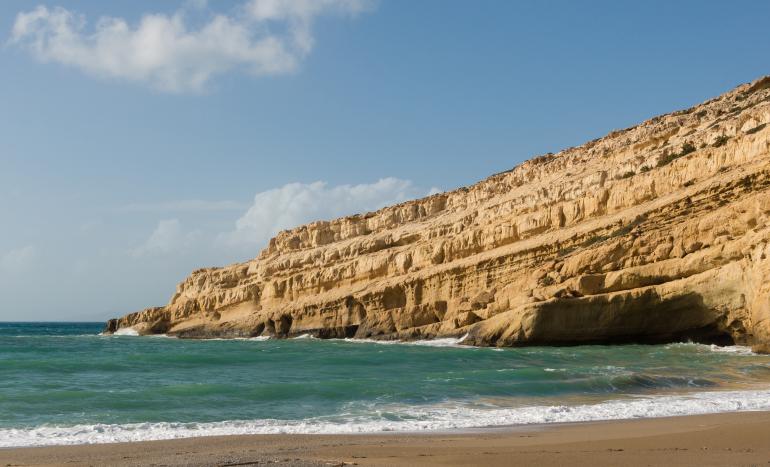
[3,388,770,448]
[664,342,758,355]
[340,333,469,348]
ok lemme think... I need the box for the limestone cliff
[106,76,770,351]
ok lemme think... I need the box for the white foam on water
[708,344,756,355]
[340,333,470,348]
[411,334,469,347]
[112,327,139,336]
[207,336,271,341]
[4,388,770,448]
[664,342,758,356]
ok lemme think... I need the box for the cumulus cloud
[246,0,372,53]
[9,0,372,92]
[132,219,199,257]
[0,245,37,272]
[220,178,436,249]
[127,178,439,260]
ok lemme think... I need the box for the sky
[1,0,768,322]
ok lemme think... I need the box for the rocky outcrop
[106,76,770,351]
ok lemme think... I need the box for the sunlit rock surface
[106,76,770,351]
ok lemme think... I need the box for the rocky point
[106,76,770,352]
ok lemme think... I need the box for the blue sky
[1,0,768,321]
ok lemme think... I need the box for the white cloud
[220,178,434,249]
[9,0,372,93]
[0,245,37,272]
[132,219,199,257]
[123,200,248,212]
[246,0,372,53]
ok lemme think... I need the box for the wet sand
[3,411,770,466]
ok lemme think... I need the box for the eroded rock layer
[106,77,770,351]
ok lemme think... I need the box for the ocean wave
[204,336,271,341]
[707,344,756,355]
[340,334,470,348]
[664,342,757,356]
[6,334,104,338]
[112,327,139,336]
[3,388,770,448]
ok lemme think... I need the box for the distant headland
[106,76,770,352]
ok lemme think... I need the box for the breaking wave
[3,388,770,447]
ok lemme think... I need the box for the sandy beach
[3,411,770,466]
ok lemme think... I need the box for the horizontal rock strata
[106,76,770,351]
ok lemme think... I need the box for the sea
[2,321,770,447]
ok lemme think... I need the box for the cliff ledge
[106,77,770,351]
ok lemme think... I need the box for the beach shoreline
[4,411,770,466]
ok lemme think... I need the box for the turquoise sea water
[2,322,770,447]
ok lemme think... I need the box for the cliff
[106,76,770,351]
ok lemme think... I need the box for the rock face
[106,76,770,351]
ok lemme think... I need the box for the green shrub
[540,276,556,286]
[712,135,730,147]
[681,141,696,155]
[657,152,677,167]
[657,141,696,167]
